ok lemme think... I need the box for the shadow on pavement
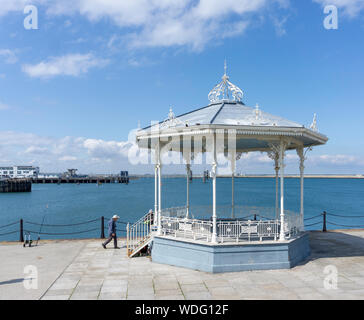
[0,278,24,286]
[308,230,364,260]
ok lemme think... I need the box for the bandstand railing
[161,217,213,242]
[160,205,303,243]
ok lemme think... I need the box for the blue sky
[0,0,364,174]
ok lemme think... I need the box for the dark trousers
[103,233,117,248]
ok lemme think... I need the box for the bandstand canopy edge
[136,101,328,153]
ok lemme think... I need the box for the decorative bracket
[296,146,312,171]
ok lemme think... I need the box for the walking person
[102,214,120,249]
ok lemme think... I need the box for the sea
[1,177,364,241]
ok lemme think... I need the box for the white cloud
[83,138,133,160]
[0,131,138,173]
[1,131,363,174]
[0,131,53,146]
[24,146,48,154]
[0,101,11,110]
[313,0,364,17]
[59,155,78,161]
[1,0,289,51]
[103,0,265,51]
[22,53,109,78]
[311,154,362,165]
[0,0,29,16]
[0,49,17,64]
[272,16,288,36]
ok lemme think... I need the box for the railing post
[126,223,129,256]
[322,211,327,232]
[20,219,24,242]
[101,216,105,239]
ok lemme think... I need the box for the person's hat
[112,215,120,219]
[148,209,153,214]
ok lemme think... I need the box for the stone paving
[0,239,84,300]
[2,230,364,300]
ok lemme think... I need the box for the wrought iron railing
[161,205,299,221]
[161,217,213,242]
[159,205,303,243]
[218,219,280,242]
[127,211,154,257]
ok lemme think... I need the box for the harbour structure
[120,171,129,184]
[32,174,130,184]
[0,178,32,193]
[127,63,328,272]
[0,165,39,179]
[64,169,78,178]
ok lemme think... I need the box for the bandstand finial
[168,107,175,120]
[310,113,318,132]
[208,61,244,104]
[255,103,260,120]
[160,106,184,129]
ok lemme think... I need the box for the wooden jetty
[0,179,32,193]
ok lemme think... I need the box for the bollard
[20,219,24,242]
[322,211,327,232]
[101,216,105,239]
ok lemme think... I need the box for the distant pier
[32,176,131,184]
[0,175,132,192]
[0,179,32,193]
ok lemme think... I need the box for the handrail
[127,211,154,257]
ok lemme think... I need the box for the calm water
[1,177,364,241]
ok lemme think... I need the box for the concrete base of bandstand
[151,233,310,273]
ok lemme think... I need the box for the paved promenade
[1,230,364,300]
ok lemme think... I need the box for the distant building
[65,169,78,178]
[120,171,129,177]
[0,166,40,178]
[38,173,60,179]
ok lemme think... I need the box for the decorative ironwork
[310,113,318,132]
[160,107,185,129]
[268,142,281,155]
[208,61,244,104]
[266,150,278,162]
[236,151,243,161]
[159,205,303,243]
[255,103,261,120]
[296,146,312,169]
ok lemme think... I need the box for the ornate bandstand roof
[136,63,328,152]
